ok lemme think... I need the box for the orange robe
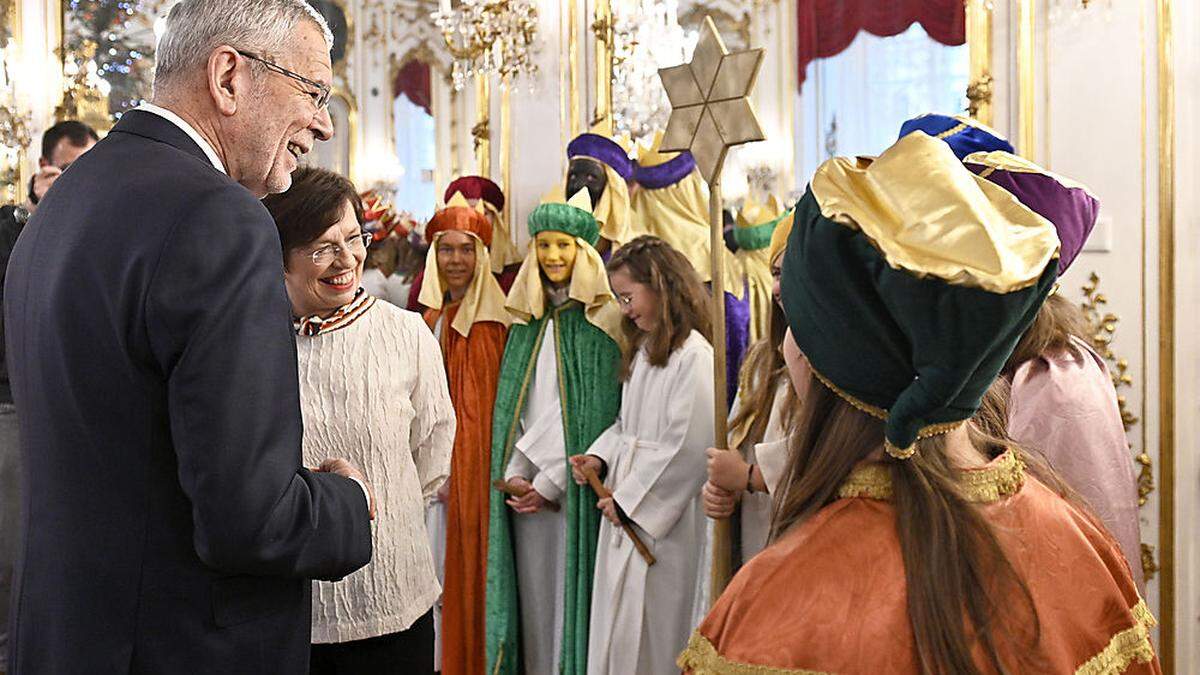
[683,450,1160,675]
[425,303,507,675]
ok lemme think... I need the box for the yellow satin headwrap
[504,238,626,351]
[812,132,1060,293]
[419,231,512,336]
[571,157,634,247]
[630,167,743,297]
[481,202,526,273]
[767,210,795,266]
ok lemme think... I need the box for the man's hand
[505,476,551,514]
[570,454,603,486]
[436,478,451,504]
[702,481,739,519]
[32,165,63,203]
[316,458,376,520]
[596,496,622,526]
[706,447,750,493]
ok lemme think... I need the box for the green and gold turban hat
[781,132,1061,458]
[526,189,601,246]
[734,194,787,252]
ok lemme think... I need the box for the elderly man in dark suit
[4,1,377,672]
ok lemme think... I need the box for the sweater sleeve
[408,313,456,501]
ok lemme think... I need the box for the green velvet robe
[485,300,622,675]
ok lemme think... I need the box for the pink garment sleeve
[1007,339,1144,589]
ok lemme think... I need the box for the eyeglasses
[309,232,372,266]
[236,50,332,110]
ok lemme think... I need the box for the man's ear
[207,46,243,116]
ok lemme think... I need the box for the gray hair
[154,0,333,89]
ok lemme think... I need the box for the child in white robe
[571,236,715,675]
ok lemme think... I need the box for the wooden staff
[657,14,765,601]
[708,177,733,596]
[493,478,560,512]
[579,465,656,566]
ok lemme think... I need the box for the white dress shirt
[136,103,228,174]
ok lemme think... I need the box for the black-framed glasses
[236,50,331,110]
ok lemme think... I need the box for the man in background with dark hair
[0,119,97,669]
[26,121,100,211]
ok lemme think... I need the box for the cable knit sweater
[296,298,456,643]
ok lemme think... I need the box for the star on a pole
[658,16,766,184]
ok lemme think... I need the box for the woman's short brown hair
[263,166,364,262]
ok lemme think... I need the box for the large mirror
[60,0,177,129]
[389,50,438,222]
[59,0,348,131]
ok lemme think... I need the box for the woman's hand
[596,496,622,526]
[702,481,739,519]
[570,454,603,486]
[505,477,551,514]
[706,447,750,493]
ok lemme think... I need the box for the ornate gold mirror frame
[966,0,994,126]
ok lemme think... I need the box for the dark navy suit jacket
[4,110,372,673]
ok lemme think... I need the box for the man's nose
[311,106,334,142]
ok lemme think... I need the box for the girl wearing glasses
[264,166,456,674]
[569,235,714,675]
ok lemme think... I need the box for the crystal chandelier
[432,0,540,90]
[611,0,696,145]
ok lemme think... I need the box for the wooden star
[658,15,766,184]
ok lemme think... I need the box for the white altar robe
[690,379,792,627]
[736,378,791,557]
[504,321,569,675]
[586,331,714,675]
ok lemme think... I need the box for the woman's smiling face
[283,200,367,317]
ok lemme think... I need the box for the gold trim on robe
[681,449,1160,675]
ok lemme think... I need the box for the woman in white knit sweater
[264,167,456,674]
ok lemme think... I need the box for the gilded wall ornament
[1080,272,1156,580]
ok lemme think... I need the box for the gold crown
[736,193,783,229]
[443,190,487,214]
[636,130,681,168]
[586,121,635,155]
[538,186,595,214]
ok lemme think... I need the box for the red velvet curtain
[796,0,965,90]
[393,59,432,115]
